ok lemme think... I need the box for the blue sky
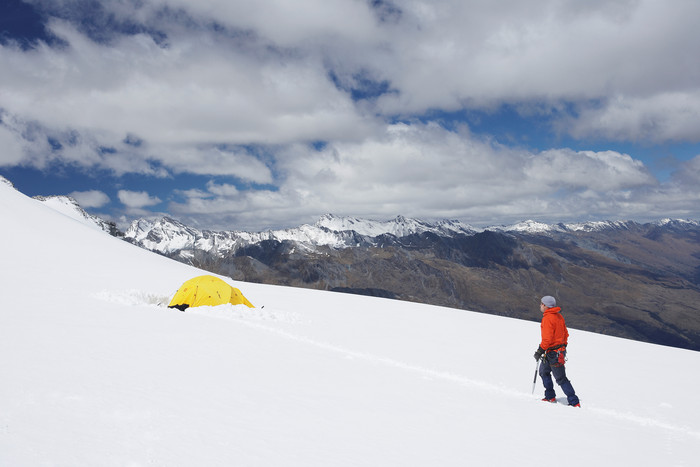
[1,0,700,231]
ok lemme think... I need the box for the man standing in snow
[534,296,581,407]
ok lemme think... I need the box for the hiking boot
[569,403,581,407]
[541,397,557,403]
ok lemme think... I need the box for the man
[534,295,581,407]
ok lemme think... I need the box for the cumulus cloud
[6,0,697,153]
[0,17,371,144]
[4,1,700,149]
[153,0,381,46]
[68,190,110,208]
[0,124,25,166]
[525,149,655,191]
[163,146,274,184]
[2,0,700,229]
[674,154,700,185]
[373,0,700,116]
[167,123,669,230]
[566,92,700,143]
[118,190,162,209]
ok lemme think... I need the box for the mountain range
[121,212,700,351]
[9,174,699,351]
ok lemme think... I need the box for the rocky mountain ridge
[123,214,480,255]
[124,213,698,257]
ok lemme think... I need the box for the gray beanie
[541,296,557,308]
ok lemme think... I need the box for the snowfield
[1,178,699,466]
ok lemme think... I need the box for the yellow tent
[168,275,254,310]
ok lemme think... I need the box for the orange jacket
[540,306,569,351]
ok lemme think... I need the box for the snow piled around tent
[1,177,699,466]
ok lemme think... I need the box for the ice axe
[531,360,540,394]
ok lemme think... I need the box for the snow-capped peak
[315,214,476,237]
[562,220,645,232]
[493,219,558,233]
[656,218,700,228]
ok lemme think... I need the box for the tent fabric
[168,275,254,310]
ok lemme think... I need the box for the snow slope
[33,194,112,232]
[1,179,699,466]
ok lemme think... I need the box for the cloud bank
[1,0,699,230]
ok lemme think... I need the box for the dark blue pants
[539,352,580,405]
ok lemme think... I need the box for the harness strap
[545,343,567,353]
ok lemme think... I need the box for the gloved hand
[534,346,545,361]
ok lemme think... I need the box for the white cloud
[163,146,274,184]
[374,0,700,111]
[205,181,240,197]
[166,123,675,231]
[0,124,25,166]
[151,0,380,46]
[0,18,372,145]
[118,190,162,209]
[3,0,700,230]
[525,149,655,191]
[69,190,110,208]
[566,92,700,143]
[674,154,700,185]
[3,0,699,161]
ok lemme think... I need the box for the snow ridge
[34,195,115,234]
[0,175,15,188]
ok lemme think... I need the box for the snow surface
[34,195,108,232]
[1,179,700,466]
